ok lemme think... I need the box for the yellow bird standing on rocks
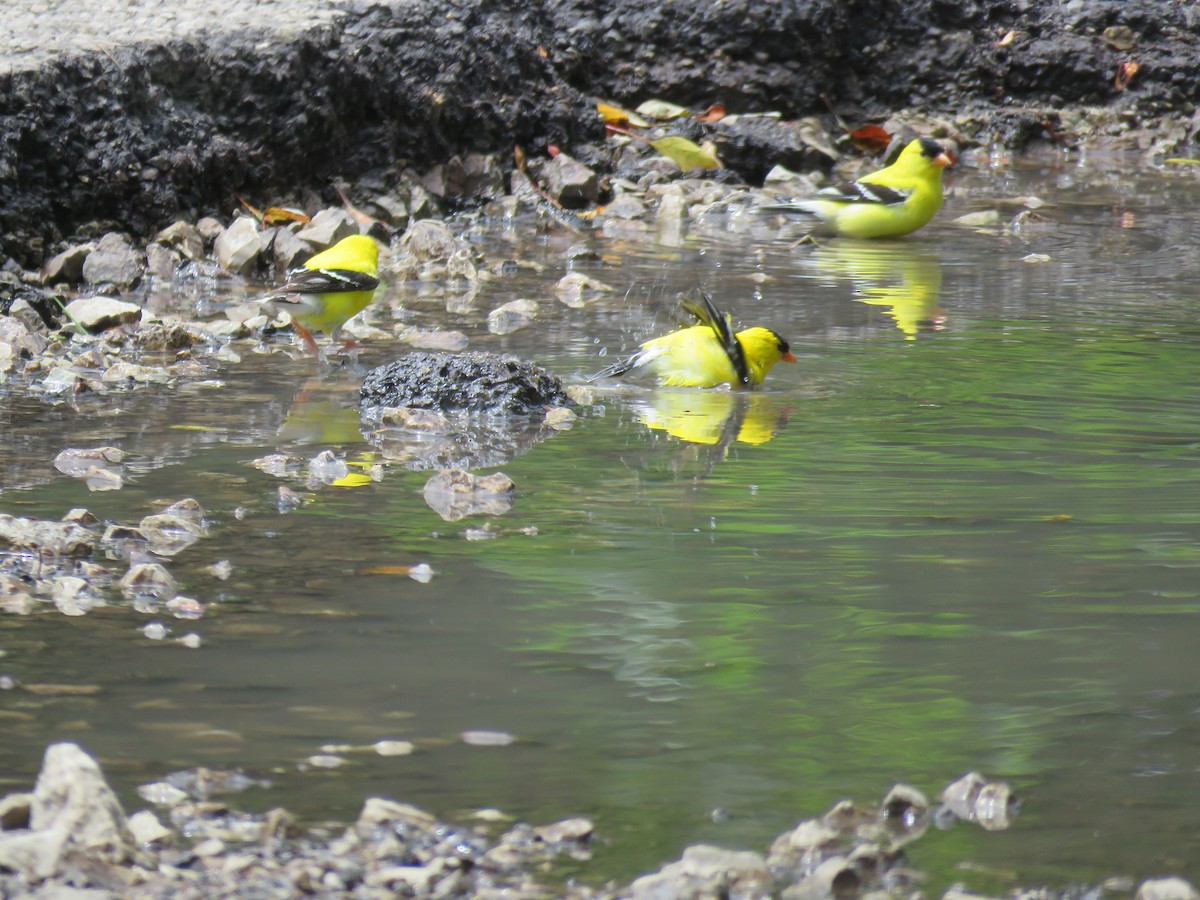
[593,291,795,389]
[766,137,954,239]
[260,234,380,354]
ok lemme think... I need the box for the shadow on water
[3,151,1200,886]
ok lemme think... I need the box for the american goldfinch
[766,137,953,239]
[593,291,795,388]
[260,234,380,354]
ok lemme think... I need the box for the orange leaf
[261,206,309,226]
[547,144,561,157]
[849,123,893,153]
[694,103,726,123]
[597,101,627,125]
[1114,60,1139,92]
[596,101,649,128]
[359,565,417,576]
[513,144,528,172]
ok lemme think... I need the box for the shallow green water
[3,150,1200,888]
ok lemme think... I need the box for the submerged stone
[422,469,514,521]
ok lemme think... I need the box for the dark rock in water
[360,351,570,415]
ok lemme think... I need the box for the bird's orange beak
[782,351,797,363]
[932,151,955,168]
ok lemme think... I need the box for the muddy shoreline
[2,0,1199,270]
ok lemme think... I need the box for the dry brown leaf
[261,207,310,226]
[1114,60,1139,92]
[694,103,726,123]
[849,123,893,153]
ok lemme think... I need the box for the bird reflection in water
[810,240,946,339]
[631,389,792,482]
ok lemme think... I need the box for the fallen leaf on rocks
[1114,60,1139,92]
[236,194,309,226]
[650,136,722,171]
[693,102,726,123]
[996,29,1015,47]
[848,123,892,153]
[636,99,689,120]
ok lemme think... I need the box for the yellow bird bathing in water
[765,137,954,239]
[593,291,795,388]
[260,234,380,354]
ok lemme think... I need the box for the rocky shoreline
[2,0,1199,273]
[1,742,1197,899]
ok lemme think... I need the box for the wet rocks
[0,742,139,881]
[535,152,601,208]
[1137,878,1200,900]
[63,296,143,333]
[52,446,126,491]
[0,514,94,556]
[138,498,208,557]
[360,351,571,415]
[81,233,144,288]
[422,469,514,521]
[937,772,1018,832]
[295,208,359,247]
[118,562,179,603]
[487,298,539,335]
[214,216,265,274]
[152,220,206,261]
[633,845,772,899]
[40,243,92,286]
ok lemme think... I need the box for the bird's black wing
[680,290,751,386]
[261,267,379,302]
[815,180,911,206]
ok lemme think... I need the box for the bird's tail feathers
[761,199,824,217]
[588,356,636,382]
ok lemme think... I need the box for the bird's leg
[290,322,321,356]
[328,326,362,355]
